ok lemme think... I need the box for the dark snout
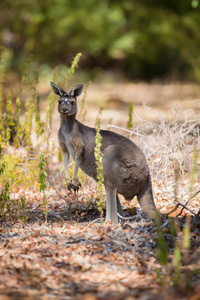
[60,101,71,115]
[61,106,69,114]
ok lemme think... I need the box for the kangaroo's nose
[61,108,69,113]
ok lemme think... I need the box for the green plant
[65,52,82,84]
[189,144,198,193]
[0,181,27,221]
[94,108,104,220]
[45,53,82,143]
[0,48,8,112]
[0,146,6,175]
[126,102,133,129]
[22,54,41,147]
[0,152,39,188]
[14,89,22,147]
[13,196,27,220]
[79,81,90,123]
[172,241,181,286]
[45,67,58,143]
[0,51,85,221]
[0,182,11,220]
[38,153,48,223]
[156,221,168,266]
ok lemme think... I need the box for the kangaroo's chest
[62,131,84,161]
[65,136,75,158]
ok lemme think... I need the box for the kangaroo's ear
[69,84,83,97]
[50,82,67,97]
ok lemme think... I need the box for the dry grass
[20,82,200,216]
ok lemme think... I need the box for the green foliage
[1,1,200,81]
[191,0,199,8]
[0,152,39,188]
[0,51,84,221]
[94,108,104,219]
[0,182,26,221]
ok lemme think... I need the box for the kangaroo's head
[50,82,83,116]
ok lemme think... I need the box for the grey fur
[50,82,161,223]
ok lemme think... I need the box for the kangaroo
[50,82,161,224]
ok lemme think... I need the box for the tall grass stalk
[5,91,14,145]
[22,55,40,147]
[94,108,104,220]
[0,48,8,113]
[0,48,8,144]
[189,144,198,193]
[39,153,48,223]
[126,102,133,129]
[79,81,90,123]
[45,53,82,143]
[14,89,22,147]
[45,67,58,143]
[65,52,82,84]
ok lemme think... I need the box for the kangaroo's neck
[60,114,77,132]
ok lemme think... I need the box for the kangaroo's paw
[67,180,74,192]
[72,181,82,192]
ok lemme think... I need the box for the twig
[49,161,74,183]
[177,189,200,217]
[49,168,64,183]
[48,179,67,202]
[166,200,197,217]
[87,218,105,225]
[117,212,138,220]
[176,201,196,217]
[166,204,179,216]
[185,189,200,206]
[107,124,146,137]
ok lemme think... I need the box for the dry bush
[125,105,200,181]
[108,104,200,213]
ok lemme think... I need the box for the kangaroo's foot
[67,179,81,192]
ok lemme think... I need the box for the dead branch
[177,189,200,217]
[176,201,196,217]
[166,189,200,217]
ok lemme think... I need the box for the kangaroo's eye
[58,100,62,104]
[71,101,75,105]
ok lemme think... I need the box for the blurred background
[1,0,200,83]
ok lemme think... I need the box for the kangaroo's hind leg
[137,177,161,221]
[116,194,124,218]
[105,185,118,224]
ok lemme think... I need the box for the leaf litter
[0,181,200,300]
[0,103,200,299]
